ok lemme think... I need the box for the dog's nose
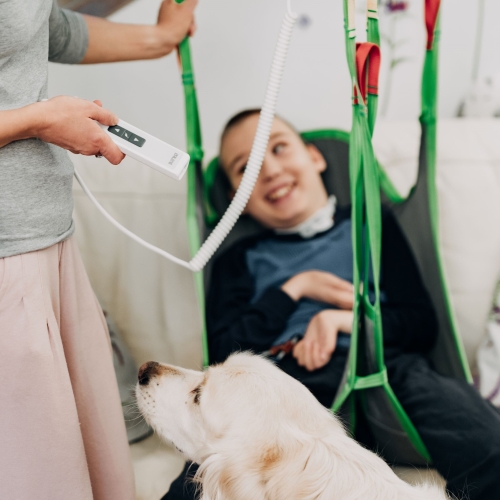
[138,361,160,386]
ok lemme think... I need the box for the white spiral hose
[74,3,297,272]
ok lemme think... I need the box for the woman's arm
[0,106,42,149]
[0,98,124,164]
[80,0,197,64]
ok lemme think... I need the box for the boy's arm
[380,211,438,353]
[207,241,297,364]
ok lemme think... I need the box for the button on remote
[108,125,126,138]
[122,129,132,141]
[128,133,146,148]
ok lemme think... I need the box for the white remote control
[98,119,190,181]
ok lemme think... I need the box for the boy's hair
[219,108,305,172]
[220,108,262,146]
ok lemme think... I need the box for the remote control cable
[74,1,297,272]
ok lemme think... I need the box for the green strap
[178,37,209,367]
[178,39,203,163]
[336,0,432,462]
[353,369,388,390]
[367,1,380,46]
[366,0,380,134]
[342,0,384,383]
[420,13,472,383]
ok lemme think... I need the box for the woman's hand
[281,270,354,309]
[293,310,353,371]
[156,0,198,54]
[33,97,125,164]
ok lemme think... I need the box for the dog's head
[136,352,336,464]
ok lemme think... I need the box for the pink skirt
[0,237,135,499]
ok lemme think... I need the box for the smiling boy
[208,110,435,379]
[163,110,500,500]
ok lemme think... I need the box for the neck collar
[275,195,336,238]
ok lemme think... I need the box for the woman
[0,1,197,498]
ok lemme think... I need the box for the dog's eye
[191,384,202,405]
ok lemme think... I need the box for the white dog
[136,352,448,500]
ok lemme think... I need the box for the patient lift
[179,0,471,465]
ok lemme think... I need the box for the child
[163,110,500,500]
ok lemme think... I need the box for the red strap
[354,42,381,105]
[425,0,441,50]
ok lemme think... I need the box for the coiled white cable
[74,2,297,272]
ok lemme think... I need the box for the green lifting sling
[178,0,471,466]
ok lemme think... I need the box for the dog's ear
[196,439,339,500]
[197,453,267,500]
[197,443,335,500]
[259,439,339,500]
[196,454,225,500]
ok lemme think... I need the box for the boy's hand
[156,0,198,54]
[281,270,354,309]
[293,310,353,371]
[33,96,125,165]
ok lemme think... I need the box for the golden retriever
[136,352,448,500]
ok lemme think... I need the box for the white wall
[49,0,500,156]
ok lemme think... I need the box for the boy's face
[220,115,329,229]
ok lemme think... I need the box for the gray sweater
[0,0,88,258]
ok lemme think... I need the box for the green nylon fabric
[335,0,431,462]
